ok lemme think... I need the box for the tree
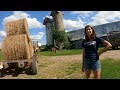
[52,27,70,49]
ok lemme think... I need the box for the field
[0,48,120,79]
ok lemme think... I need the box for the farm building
[68,21,120,48]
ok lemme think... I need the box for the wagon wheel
[30,58,38,75]
[0,71,2,77]
[112,46,115,50]
[0,69,4,77]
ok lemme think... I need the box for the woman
[81,25,112,79]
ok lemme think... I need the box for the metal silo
[43,17,54,46]
[50,11,64,31]
[50,11,65,50]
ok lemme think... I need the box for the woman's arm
[98,40,112,56]
[82,48,85,72]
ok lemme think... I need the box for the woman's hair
[84,25,96,41]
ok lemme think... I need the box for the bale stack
[5,18,30,42]
[2,18,33,60]
[28,39,34,59]
[2,34,30,60]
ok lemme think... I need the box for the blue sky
[1,11,120,48]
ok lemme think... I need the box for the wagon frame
[107,30,120,49]
[0,45,39,77]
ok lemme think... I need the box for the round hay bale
[2,34,30,60]
[29,39,34,59]
[5,18,30,42]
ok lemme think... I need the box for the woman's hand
[98,52,102,56]
[98,40,112,56]
[82,65,84,72]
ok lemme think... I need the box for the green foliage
[52,27,70,49]
[63,34,70,49]
[52,26,56,39]
[53,30,65,42]
[40,45,46,49]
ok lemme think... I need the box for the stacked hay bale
[2,18,33,60]
[29,39,34,59]
[5,18,30,42]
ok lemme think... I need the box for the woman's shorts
[84,58,101,71]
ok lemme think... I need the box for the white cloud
[70,11,94,18]
[2,11,44,29]
[3,15,18,25]
[70,11,120,27]
[38,43,41,46]
[0,30,6,37]
[43,15,53,19]
[92,11,120,20]
[30,32,44,40]
[64,19,84,31]
[88,18,109,26]
[13,11,30,18]
[65,30,69,32]
[30,35,42,40]
[88,11,120,26]
[39,32,44,37]
[27,18,44,29]
[71,11,93,14]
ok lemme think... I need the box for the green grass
[27,57,120,79]
[0,51,4,61]
[66,58,120,79]
[65,63,81,75]
[27,57,83,79]
[40,47,109,56]
[98,47,104,51]
[40,49,83,56]
[101,58,120,79]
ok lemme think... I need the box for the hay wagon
[0,40,38,76]
[0,19,39,77]
[0,40,39,77]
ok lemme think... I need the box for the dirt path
[49,50,120,61]
[0,50,120,79]
[99,50,120,60]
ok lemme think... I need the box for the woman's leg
[84,58,92,79]
[84,69,91,79]
[93,70,100,79]
[92,60,101,79]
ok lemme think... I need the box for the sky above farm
[0,11,120,48]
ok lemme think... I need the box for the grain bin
[50,11,65,50]
[50,11,65,31]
